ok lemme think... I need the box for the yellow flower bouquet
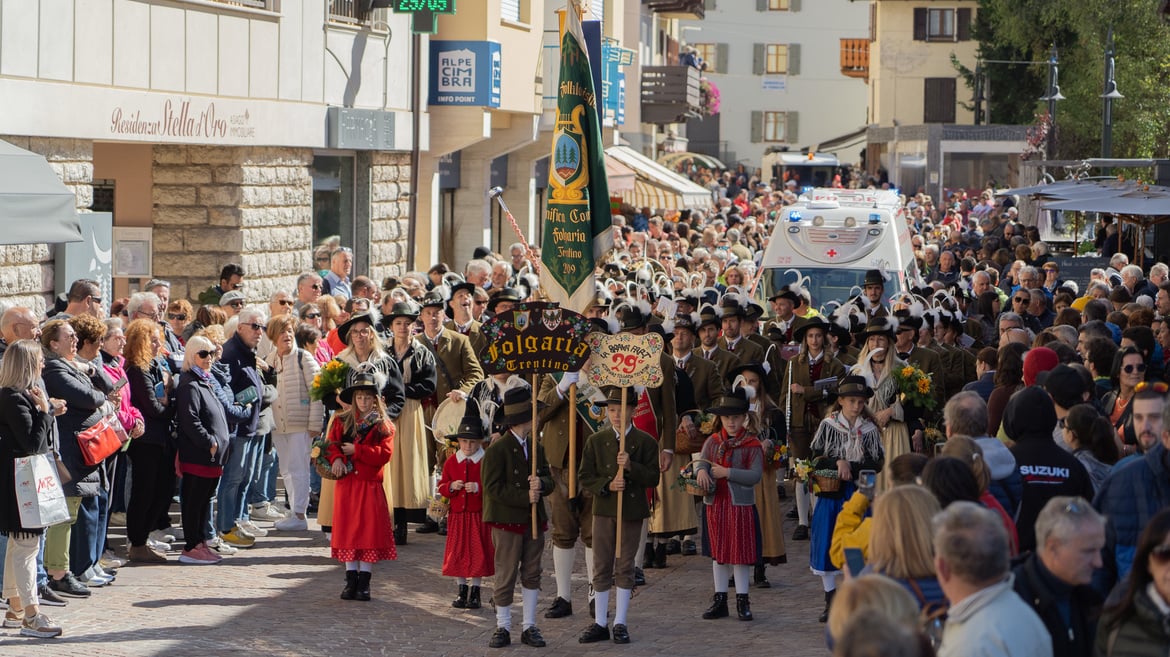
[892,364,937,410]
[310,360,350,401]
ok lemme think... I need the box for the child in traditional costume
[438,412,494,610]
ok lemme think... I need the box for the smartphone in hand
[844,547,866,578]
[858,469,876,489]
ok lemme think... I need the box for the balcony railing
[840,38,869,80]
[190,0,269,8]
[641,66,701,125]
[329,0,383,24]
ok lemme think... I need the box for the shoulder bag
[77,415,128,466]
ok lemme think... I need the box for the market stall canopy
[657,151,728,172]
[997,178,1133,199]
[604,157,636,194]
[606,145,712,211]
[1042,186,1170,218]
[0,140,81,244]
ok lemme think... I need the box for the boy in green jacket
[577,386,661,645]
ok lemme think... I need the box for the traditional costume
[438,416,493,610]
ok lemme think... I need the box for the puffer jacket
[42,351,113,497]
[1093,444,1170,591]
[265,348,324,435]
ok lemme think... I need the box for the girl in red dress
[327,372,397,602]
[695,385,764,622]
[438,415,495,610]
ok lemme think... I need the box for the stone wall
[369,151,412,285]
[152,145,314,305]
[0,136,93,315]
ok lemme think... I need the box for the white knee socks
[634,520,650,566]
[821,572,838,593]
[712,562,731,593]
[584,546,595,597]
[594,588,610,626]
[796,482,811,526]
[497,604,512,631]
[614,587,632,625]
[521,587,539,630]
[733,564,751,595]
[552,546,575,600]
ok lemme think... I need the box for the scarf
[811,411,883,464]
[713,427,762,467]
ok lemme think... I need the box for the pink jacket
[102,353,144,432]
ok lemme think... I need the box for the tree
[964,0,1170,159]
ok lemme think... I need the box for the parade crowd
[1,170,1169,657]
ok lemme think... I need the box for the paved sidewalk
[1,493,830,656]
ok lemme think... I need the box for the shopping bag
[13,454,70,529]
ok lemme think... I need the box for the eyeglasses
[278,300,295,306]
[1152,544,1170,565]
[304,313,321,319]
[310,284,322,290]
[195,350,215,359]
[90,296,103,304]
[1135,381,1168,393]
[167,313,187,321]
[1013,297,1030,303]
[228,301,245,308]
[1123,363,1148,374]
[245,323,267,332]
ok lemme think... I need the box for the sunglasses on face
[1123,363,1148,374]
[167,313,187,321]
[245,323,267,332]
[229,301,245,308]
[90,296,103,304]
[310,284,322,290]
[1152,544,1170,566]
[195,350,215,359]
[304,313,321,319]
[278,300,295,306]
[1014,297,1029,303]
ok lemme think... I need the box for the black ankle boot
[340,570,358,600]
[736,594,753,621]
[468,585,481,609]
[702,592,729,619]
[641,542,654,568]
[356,571,372,601]
[394,521,407,545]
[452,584,469,608]
[753,564,770,588]
[819,589,835,623]
[652,543,668,569]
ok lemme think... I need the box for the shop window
[311,155,355,248]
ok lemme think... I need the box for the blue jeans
[69,491,106,577]
[216,434,262,534]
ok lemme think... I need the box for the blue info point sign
[392,0,456,35]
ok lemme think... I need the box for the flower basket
[675,459,714,496]
[427,496,450,522]
[310,360,350,402]
[811,469,841,494]
[311,434,351,481]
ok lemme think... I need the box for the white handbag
[14,453,70,529]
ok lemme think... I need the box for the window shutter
[752,44,766,75]
[705,0,716,9]
[756,0,768,11]
[501,0,521,22]
[789,0,801,11]
[786,112,798,143]
[913,8,927,41]
[751,111,764,143]
[957,8,972,41]
[787,44,800,75]
[924,78,957,123]
[716,43,730,74]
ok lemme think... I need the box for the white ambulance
[754,188,922,310]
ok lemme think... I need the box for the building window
[502,0,530,23]
[768,0,790,9]
[765,44,788,74]
[693,43,717,71]
[923,78,957,123]
[312,155,356,248]
[928,8,955,40]
[763,111,789,142]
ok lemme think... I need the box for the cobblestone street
[2,488,829,657]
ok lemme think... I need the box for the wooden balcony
[641,66,702,125]
[840,38,869,80]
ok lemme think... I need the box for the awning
[809,127,868,156]
[656,151,728,172]
[0,140,81,244]
[605,157,636,194]
[1042,186,1170,217]
[997,178,1131,199]
[605,145,713,211]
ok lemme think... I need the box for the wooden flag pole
[531,373,540,539]
[615,385,628,557]
[568,382,578,499]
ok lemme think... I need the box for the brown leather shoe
[128,545,167,564]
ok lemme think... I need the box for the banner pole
[568,382,578,499]
[616,385,627,558]
[531,373,540,539]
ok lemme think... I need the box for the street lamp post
[1039,45,1065,161]
[1101,27,1123,166]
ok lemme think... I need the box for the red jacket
[325,418,395,482]
[437,449,485,513]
